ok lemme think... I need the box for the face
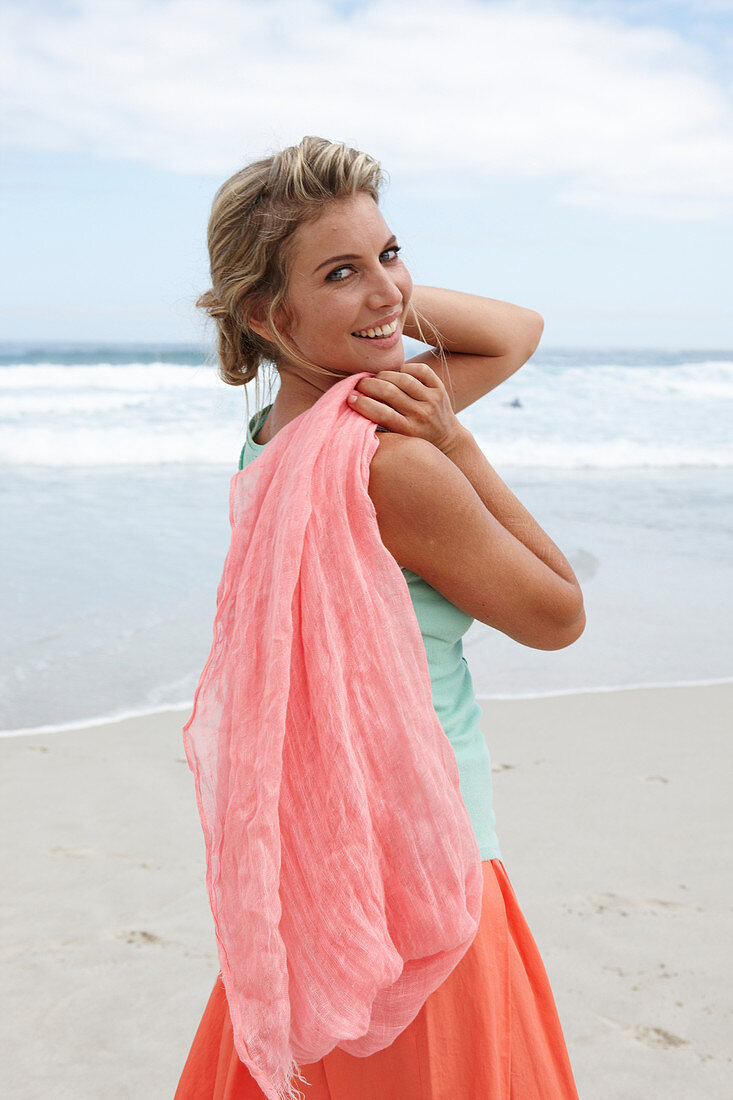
[271,191,412,378]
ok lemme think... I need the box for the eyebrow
[313,235,397,275]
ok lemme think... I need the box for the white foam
[1,358,731,468]
[472,433,733,469]
[0,700,193,739]
[0,427,240,466]
[0,362,219,390]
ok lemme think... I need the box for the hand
[348,361,463,455]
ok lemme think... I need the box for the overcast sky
[2,0,732,348]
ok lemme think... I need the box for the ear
[248,297,287,343]
[247,298,270,342]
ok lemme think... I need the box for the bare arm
[441,426,581,594]
[401,285,544,412]
[368,432,585,651]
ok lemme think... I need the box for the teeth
[353,319,398,338]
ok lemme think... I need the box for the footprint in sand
[564,892,687,918]
[114,929,170,948]
[634,1025,689,1050]
[599,1016,689,1051]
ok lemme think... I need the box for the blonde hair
[197,135,448,414]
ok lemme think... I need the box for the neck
[264,365,345,436]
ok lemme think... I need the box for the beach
[2,342,731,1097]
[2,683,731,1099]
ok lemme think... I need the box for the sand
[1,683,731,1099]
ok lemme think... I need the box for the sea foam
[1,352,731,469]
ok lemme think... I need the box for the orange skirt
[174,860,578,1099]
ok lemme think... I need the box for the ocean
[2,343,731,733]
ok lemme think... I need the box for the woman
[175,136,584,1099]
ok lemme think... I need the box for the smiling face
[272,191,413,379]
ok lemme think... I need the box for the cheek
[301,309,352,351]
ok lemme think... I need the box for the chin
[356,346,404,367]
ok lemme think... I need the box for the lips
[352,320,398,340]
[351,312,401,338]
[350,325,401,349]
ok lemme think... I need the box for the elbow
[526,311,544,358]
[542,603,586,651]
[530,586,586,651]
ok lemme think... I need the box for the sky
[1,0,732,349]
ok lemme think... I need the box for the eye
[325,244,402,283]
[326,264,352,283]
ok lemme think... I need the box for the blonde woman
[175,136,584,1099]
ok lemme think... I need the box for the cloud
[2,0,732,219]
[612,1,733,13]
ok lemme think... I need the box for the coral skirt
[174,860,579,1099]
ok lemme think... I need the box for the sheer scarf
[183,372,483,1100]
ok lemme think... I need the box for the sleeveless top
[239,404,501,862]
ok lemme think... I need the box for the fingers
[352,361,445,431]
[385,360,443,387]
[361,373,420,400]
[348,391,408,431]
[356,372,424,410]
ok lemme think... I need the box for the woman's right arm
[367,431,586,651]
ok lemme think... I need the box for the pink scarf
[183,371,483,1100]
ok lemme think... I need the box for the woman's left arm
[402,285,543,413]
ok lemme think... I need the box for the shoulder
[367,432,479,573]
[369,429,450,478]
[368,430,453,496]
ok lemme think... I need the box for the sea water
[1,343,731,732]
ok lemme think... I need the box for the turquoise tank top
[238,405,501,862]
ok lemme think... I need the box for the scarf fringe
[271,1059,310,1100]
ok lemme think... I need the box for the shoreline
[3,675,732,739]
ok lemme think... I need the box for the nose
[366,262,404,314]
